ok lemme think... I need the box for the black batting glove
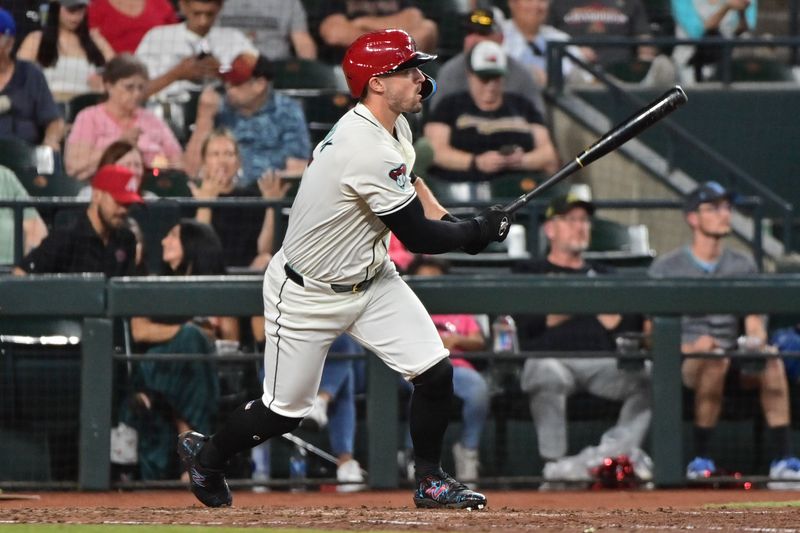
[463,205,512,255]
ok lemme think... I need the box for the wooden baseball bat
[503,86,688,214]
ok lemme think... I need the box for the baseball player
[178,29,510,509]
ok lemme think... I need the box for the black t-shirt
[0,61,61,146]
[318,0,414,63]
[204,183,266,268]
[512,258,641,351]
[17,210,136,276]
[427,91,545,183]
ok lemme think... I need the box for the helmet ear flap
[420,72,437,101]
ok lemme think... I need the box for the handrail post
[366,353,398,488]
[13,204,23,265]
[547,42,564,94]
[651,316,684,487]
[79,317,113,490]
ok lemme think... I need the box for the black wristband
[409,171,418,184]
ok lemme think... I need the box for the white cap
[468,40,507,78]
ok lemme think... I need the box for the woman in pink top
[87,0,177,54]
[65,53,183,181]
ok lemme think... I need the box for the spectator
[189,128,291,271]
[501,0,587,87]
[429,8,544,115]
[423,41,558,186]
[513,191,651,482]
[184,53,310,185]
[13,164,140,276]
[301,336,367,492]
[406,255,490,485]
[0,0,44,52]
[548,0,677,86]
[135,0,257,101]
[16,0,114,103]
[0,164,47,265]
[318,0,437,64]
[218,0,316,60]
[87,0,178,54]
[65,53,183,180]
[0,8,65,150]
[671,0,757,82]
[75,140,147,199]
[648,181,800,486]
[124,218,237,480]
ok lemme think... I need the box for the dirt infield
[2,489,800,531]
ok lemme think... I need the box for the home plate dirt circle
[2,489,800,531]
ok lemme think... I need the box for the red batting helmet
[342,29,437,100]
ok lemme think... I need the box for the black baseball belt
[284,263,374,293]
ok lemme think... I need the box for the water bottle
[288,444,307,492]
[492,315,519,353]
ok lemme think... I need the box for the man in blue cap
[648,181,800,487]
[0,7,64,150]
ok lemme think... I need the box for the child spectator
[65,53,183,180]
[17,0,114,102]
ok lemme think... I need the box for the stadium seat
[141,168,192,197]
[299,92,353,145]
[272,59,346,91]
[605,59,652,83]
[0,138,37,187]
[65,92,104,123]
[725,57,794,82]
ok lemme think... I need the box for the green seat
[66,92,103,123]
[605,59,653,83]
[300,92,353,145]
[729,58,794,82]
[588,217,631,252]
[0,138,37,187]
[272,59,345,90]
[141,168,192,197]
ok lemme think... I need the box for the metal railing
[545,37,797,252]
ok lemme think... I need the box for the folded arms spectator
[218,0,316,60]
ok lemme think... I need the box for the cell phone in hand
[498,144,518,156]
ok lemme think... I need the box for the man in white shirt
[136,0,257,101]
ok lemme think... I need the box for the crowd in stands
[2,0,799,490]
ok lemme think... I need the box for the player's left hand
[463,205,513,255]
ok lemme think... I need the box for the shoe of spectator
[686,456,717,480]
[336,459,366,492]
[397,449,415,482]
[413,468,487,510]
[177,431,232,507]
[301,395,328,430]
[767,457,800,489]
[252,471,270,493]
[452,442,479,487]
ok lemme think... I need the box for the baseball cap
[463,8,500,36]
[220,53,274,86]
[0,8,16,37]
[60,0,90,9]
[684,181,733,212]
[468,40,507,78]
[545,191,595,220]
[92,164,144,205]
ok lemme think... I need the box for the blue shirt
[217,89,311,185]
[0,60,61,146]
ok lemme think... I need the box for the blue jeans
[399,363,490,451]
[320,335,364,456]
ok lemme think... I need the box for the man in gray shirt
[648,181,800,487]
[428,8,544,116]
[218,0,317,60]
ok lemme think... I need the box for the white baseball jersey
[282,102,418,285]
[260,103,448,418]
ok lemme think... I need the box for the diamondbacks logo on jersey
[388,163,409,189]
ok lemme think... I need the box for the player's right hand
[463,205,512,255]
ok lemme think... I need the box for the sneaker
[177,431,232,507]
[686,456,717,480]
[301,395,328,430]
[336,459,366,493]
[397,449,415,482]
[768,457,800,490]
[413,469,487,510]
[452,442,479,485]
